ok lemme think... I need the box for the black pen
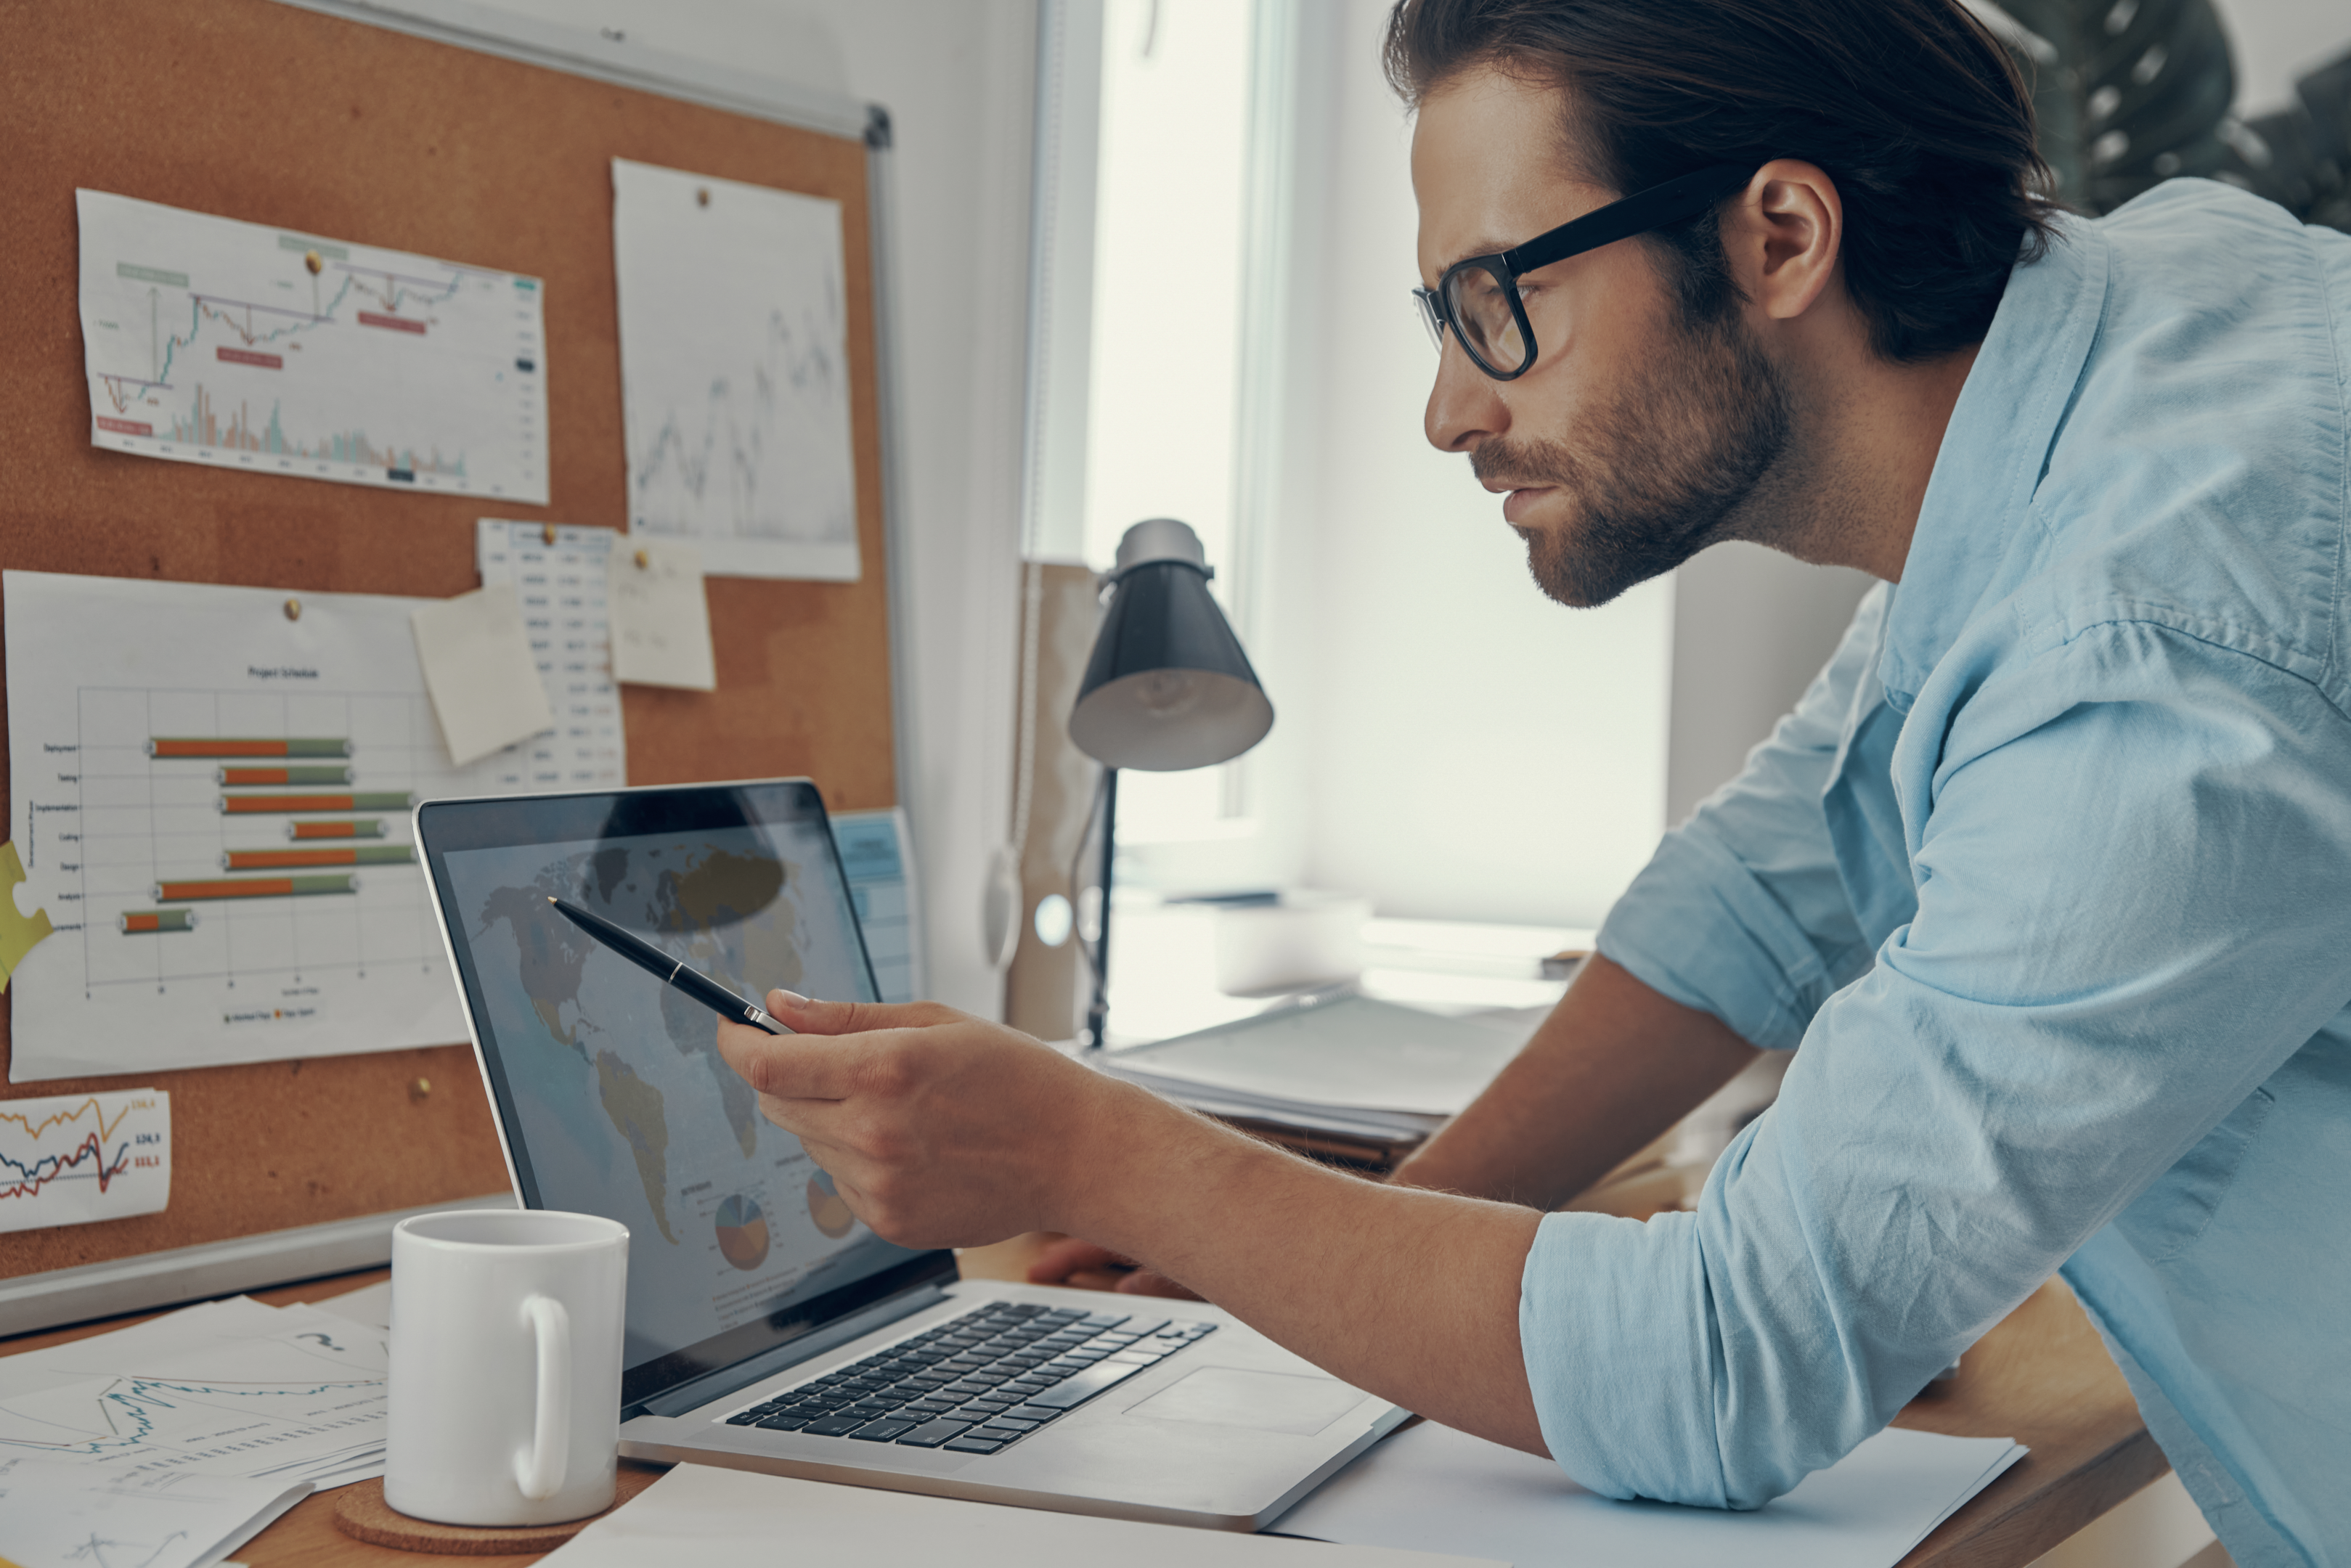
[545,896,792,1035]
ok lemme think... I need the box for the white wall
[1291,0,1674,929]
[2220,0,2351,114]
[457,0,1040,1019]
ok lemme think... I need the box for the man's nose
[1425,336,1509,453]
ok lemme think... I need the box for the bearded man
[719,2,2351,1561]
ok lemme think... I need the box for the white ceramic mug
[385,1209,629,1527]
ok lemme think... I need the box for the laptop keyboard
[721,1300,1215,1455]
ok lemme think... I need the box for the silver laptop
[415,780,1405,1530]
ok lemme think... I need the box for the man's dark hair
[1384,0,2058,362]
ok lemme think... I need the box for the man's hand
[1025,1237,1202,1299]
[716,985,1550,1454]
[713,991,1160,1250]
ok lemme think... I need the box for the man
[717,1,2351,1561]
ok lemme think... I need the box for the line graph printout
[611,160,859,581]
[77,189,549,502]
[4,572,613,1083]
[0,1090,170,1233]
[0,1297,389,1490]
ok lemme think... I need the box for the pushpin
[696,187,711,207]
[304,249,323,275]
[284,597,301,621]
[542,522,558,545]
[410,1077,432,1101]
[634,548,650,569]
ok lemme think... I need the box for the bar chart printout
[76,189,549,502]
[0,1090,171,1234]
[1,571,619,1083]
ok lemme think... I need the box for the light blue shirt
[1524,181,2351,1568]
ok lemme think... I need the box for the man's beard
[1473,309,1791,608]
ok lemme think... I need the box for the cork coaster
[333,1466,663,1555]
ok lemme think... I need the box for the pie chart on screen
[714,1193,770,1270]
[807,1170,856,1239]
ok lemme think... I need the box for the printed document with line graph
[612,160,860,580]
[76,189,548,502]
[0,1089,170,1234]
[0,1295,390,1490]
[3,571,616,1083]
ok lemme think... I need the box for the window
[1027,0,1304,889]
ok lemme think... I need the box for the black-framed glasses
[1413,163,1753,380]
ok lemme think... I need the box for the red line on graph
[0,1132,131,1199]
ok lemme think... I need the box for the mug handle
[514,1295,572,1500]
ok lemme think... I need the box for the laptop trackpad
[1123,1366,1364,1436]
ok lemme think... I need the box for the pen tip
[547,896,558,905]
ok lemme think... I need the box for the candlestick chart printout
[611,160,859,581]
[3,572,619,1082]
[0,1090,170,1234]
[76,189,548,502]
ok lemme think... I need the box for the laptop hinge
[629,1281,953,1419]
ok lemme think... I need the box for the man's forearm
[1061,1091,1551,1454]
[1390,954,1761,1208]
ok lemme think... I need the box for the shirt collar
[1877,213,2111,708]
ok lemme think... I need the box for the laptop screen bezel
[415,780,958,1410]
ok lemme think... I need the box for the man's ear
[1722,158,1843,325]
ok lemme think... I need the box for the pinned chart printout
[2,571,616,1082]
[831,808,923,1004]
[0,1090,170,1233]
[611,159,860,581]
[476,520,628,788]
[76,190,548,502]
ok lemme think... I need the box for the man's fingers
[1116,1269,1205,1302]
[766,991,960,1037]
[1026,1238,1134,1284]
[712,1018,882,1101]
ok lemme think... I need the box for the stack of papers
[1273,1421,2026,1568]
[539,1461,1501,1567]
[0,1454,309,1568]
[1095,993,1541,1147]
[0,1295,389,1490]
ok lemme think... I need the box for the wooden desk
[1,1238,2159,1567]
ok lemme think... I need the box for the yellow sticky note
[0,841,55,992]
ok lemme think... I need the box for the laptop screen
[417,782,946,1408]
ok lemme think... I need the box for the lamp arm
[1066,765,1116,1050]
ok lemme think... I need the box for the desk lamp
[1067,518,1274,1048]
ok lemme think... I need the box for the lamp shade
[1068,519,1274,772]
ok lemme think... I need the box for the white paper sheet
[76,189,548,503]
[2,571,621,1081]
[608,536,717,690]
[538,1461,1502,1568]
[0,1088,171,1233]
[476,520,627,787]
[0,1454,310,1568]
[1272,1421,2026,1568]
[298,1278,392,1330]
[611,159,860,581]
[831,807,923,1003]
[0,1297,389,1490]
[410,585,555,767]
[1107,994,1537,1116]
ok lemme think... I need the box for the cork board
[0,0,897,1278]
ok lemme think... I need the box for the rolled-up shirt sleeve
[1528,622,2351,1507]
[1597,589,1886,1051]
